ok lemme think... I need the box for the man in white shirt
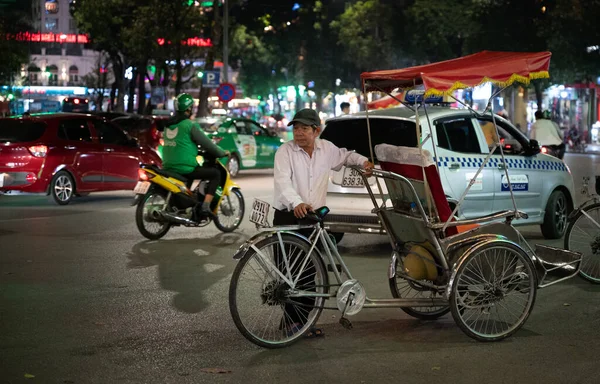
[272,108,373,338]
[530,110,565,159]
[274,108,373,220]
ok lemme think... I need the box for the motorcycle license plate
[133,181,150,194]
[250,199,270,227]
[341,167,364,187]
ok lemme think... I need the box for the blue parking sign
[202,70,220,88]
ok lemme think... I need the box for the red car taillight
[541,147,548,154]
[138,169,155,181]
[151,127,160,141]
[28,145,48,158]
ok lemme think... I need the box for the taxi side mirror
[527,139,541,155]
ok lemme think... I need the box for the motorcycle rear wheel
[136,190,172,240]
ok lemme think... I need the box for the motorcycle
[566,129,587,153]
[132,150,245,240]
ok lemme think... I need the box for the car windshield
[0,120,47,143]
[320,117,418,162]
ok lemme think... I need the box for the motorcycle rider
[162,93,228,220]
[530,110,565,159]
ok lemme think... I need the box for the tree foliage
[0,0,33,86]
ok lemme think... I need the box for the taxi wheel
[227,154,240,177]
[541,190,569,239]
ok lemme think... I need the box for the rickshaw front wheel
[449,240,537,342]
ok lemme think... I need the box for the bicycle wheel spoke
[230,234,326,347]
[452,244,536,340]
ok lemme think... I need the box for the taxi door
[478,118,544,219]
[433,116,495,219]
[233,121,257,168]
[246,121,279,168]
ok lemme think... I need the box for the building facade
[19,0,101,106]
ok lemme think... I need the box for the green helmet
[176,93,194,112]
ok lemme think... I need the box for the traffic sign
[202,70,220,88]
[217,83,236,103]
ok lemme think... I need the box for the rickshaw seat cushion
[375,144,457,235]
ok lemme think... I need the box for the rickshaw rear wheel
[449,241,537,342]
[389,258,450,320]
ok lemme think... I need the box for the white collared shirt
[273,138,368,211]
[530,119,563,146]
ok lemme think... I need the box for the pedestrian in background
[340,102,350,115]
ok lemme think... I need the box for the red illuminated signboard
[8,32,90,44]
[157,37,212,47]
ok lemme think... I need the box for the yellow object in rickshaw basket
[403,245,438,281]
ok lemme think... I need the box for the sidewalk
[583,143,600,154]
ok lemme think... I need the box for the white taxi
[320,107,575,242]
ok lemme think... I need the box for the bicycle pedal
[339,317,353,330]
[327,264,342,273]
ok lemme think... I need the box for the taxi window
[320,117,417,162]
[478,119,526,155]
[234,121,251,135]
[246,122,267,136]
[435,118,482,154]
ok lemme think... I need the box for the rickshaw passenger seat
[374,144,465,236]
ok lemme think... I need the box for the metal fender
[232,230,317,260]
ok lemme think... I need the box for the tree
[0,0,32,87]
[72,0,145,112]
[543,0,600,84]
[81,53,111,111]
[331,0,397,72]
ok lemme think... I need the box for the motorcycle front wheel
[136,189,172,240]
[214,188,245,233]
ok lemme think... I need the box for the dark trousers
[182,165,220,196]
[274,209,317,326]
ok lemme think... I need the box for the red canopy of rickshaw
[367,92,403,109]
[361,51,551,96]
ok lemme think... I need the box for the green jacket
[162,114,226,174]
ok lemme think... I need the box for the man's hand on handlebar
[363,161,374,177]
[293,203,313,219]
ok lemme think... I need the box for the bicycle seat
[304,206,330,222]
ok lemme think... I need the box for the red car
[0,113,162,204]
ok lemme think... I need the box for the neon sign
[7,32,90,44]
[157,37,212,47]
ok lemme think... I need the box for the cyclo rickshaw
[228,51,583,348]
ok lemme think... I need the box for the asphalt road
[1,154,600,384]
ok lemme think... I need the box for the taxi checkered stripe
[436,156,567,172]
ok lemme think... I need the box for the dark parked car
[0,113,162,204]
[112,115,165,154]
